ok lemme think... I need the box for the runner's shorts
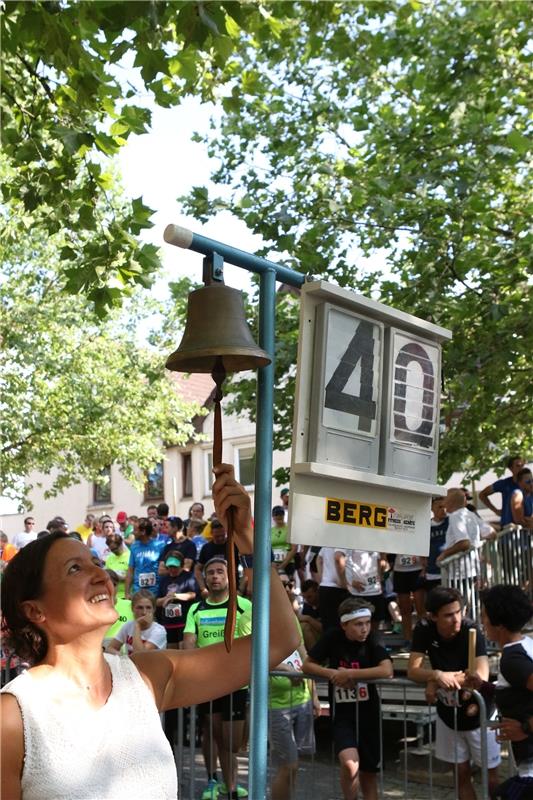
[199,688,248,722]
[269,699,315,766]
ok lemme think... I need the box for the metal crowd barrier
[439,524,532,621]
[480,524,532,596]
[172,675,499,800]
[0,658,510,799]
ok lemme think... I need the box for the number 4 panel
[308,303,384,473]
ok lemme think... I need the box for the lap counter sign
[288,281,452,555]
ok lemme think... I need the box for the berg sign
[288,281,452,556]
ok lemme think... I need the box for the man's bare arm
[479,484,500,516]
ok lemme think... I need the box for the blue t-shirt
[129,538,167,594]
[510,487,533,520]
[191,535,207,557]
[427,517,449,576]
[492,476,519,526]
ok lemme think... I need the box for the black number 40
[324,318,435,448]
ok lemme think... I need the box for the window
[93,467,111,504]
[204,450,213,496]
[144,461,164,502]
[235,446,255,488]
[181,452,192,498]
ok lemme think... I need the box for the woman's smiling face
[26,538,117,639]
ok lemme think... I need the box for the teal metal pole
[164,226,305,799]
[164,224,305,289]
[249,267,276,800]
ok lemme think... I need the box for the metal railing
[172,675,500,800]
[439,524,532,620]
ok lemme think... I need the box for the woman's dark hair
[481,585,533,632]
[137,517,153,537]
[188,501,205,515]
[1,531,68,664]
[425,586,464,615]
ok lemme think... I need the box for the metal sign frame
[289,280,452,556]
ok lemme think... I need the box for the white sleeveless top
[1,654,177,800]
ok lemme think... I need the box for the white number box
[289,281,452,555]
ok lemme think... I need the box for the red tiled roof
[170,372,215,406]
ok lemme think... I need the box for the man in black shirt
[160,516,197,571]
[468,585,533,799]
[408,586,500,799]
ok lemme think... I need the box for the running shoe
[201,779,219,799]
[218,783,248,798]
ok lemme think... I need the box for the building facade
[0,373,291,537]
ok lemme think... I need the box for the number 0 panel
[380,327,442,484]
[308,303,383,473]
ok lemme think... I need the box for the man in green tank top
[183,557,251,800]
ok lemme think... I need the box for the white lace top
[1,654,177,799]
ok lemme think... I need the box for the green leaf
[507,130,531,155]
[94,133,120,155]
[120,105,152,135]
[110,120,130,136]
[225,14,241,37]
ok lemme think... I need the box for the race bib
[366,575,379,587]
[399,556,417,567]
[334,684,369,704]
[165,602,182,619]
[437,688,461,708]
[283,650,303,671]
[273,548,286,563]
[139,572,156,588]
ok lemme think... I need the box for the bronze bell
[165,283,271,374]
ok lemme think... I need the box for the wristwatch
[520,717,532,735]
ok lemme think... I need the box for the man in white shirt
[317,547,347,631]
[11,517,37,549]
[437,489,481,580]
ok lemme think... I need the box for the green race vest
[184,595,252,648]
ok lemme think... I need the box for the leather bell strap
[212,359,237,653]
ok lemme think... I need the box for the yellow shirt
[75,523,93,543]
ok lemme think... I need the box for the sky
[117,96,260,296]
[0,96,263,517]
[1,87,386,516]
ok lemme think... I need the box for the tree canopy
[1,0,279,312]
[181,0,533,481]
[0,0,275,499]
[2,1,531,489]
[0,178,201,505]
